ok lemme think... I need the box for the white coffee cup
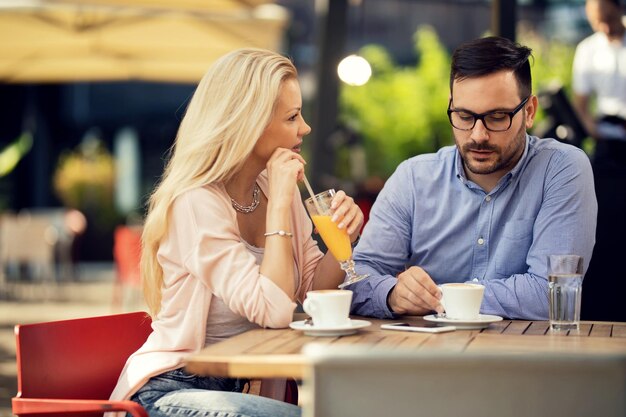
[302,290,352,327]
[439,283,485,320]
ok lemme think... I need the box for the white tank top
[204,240,298,347]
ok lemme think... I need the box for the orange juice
[311,215,352,261]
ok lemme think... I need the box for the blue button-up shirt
[350,135,597,320]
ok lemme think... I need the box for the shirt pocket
[494,219,534,277]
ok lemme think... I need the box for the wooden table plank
[612,324,626,338]
[278,334,323,353]
[503,321,531,335]
[420,330,476,352]
[481,320,511,334]
[185,352,307,378]
[185,317,626,380]
[589,324,613,338]
[331,333,385,346]
[200,328,284,355]
[372,333,410,348]
[575,323,593,336]
[524,322,549,336]
[393,333,432,349]
[467,333,626,355]
[246,329,305,354]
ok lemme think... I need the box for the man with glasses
[348,36,597,320]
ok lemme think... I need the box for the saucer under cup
[289,319,371,336]
[423,314,502,330]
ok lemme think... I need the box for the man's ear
[525,95,539,129]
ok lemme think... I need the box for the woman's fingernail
[331,214,338,222]
[337,222,345,229]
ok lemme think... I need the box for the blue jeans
[131,368,301,417]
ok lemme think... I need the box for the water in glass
[548,273,583,331]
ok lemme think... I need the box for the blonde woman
[109,49,363,417]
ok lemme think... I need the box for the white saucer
[423,314,503,330]
[289,319,371,336]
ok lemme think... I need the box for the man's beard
[460,122,526,176]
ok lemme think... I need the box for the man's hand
[387,266,443,315]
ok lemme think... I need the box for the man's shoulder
[528,136,590,167]
[384,146,456,193]
[530,136,582,153]
[401,145,456,169]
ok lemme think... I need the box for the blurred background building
[0,0,590,212]
[1,0,622,321]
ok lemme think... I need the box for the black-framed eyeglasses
[447,96,531,132]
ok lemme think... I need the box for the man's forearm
[349,273,398,318]
[478,273,549,320]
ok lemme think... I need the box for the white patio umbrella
[0,0,288,83]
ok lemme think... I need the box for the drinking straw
[303,174,323,214]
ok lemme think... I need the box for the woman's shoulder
[177,183,226,201]
[163,184,237,250]
[171,184,231,219]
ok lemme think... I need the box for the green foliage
[339,26,452,178]
[338,26,580,179]
[53,137,121,231]
[519,28,594,153]
[518,27,577,124]
[0,132,32,177]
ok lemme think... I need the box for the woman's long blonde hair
[142,48,298,316]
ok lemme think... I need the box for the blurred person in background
[109,48,363,417]
[348,36,597,321]
[573,0,626,167]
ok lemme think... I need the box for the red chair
[112,225,143,310]
[12,312,153,417]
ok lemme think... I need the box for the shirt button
[477,237,485,245]
[485,196,492,202]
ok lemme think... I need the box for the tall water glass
[304,189,368,289]
[548,255,584,331]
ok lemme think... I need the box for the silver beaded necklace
[230,183,261,214]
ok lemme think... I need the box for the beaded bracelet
[264,230,293,238]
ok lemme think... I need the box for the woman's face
[252,78,311,163]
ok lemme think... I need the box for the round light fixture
[337,54,372,86]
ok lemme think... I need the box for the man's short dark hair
[450,36,533,99]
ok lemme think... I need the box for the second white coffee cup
[303,290,352,327]
[440,283,485,320]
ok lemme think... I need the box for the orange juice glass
[304,189,368,289]
[311,214,352,261]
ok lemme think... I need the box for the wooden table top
[185,315,626,379]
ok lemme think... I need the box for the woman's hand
[266,148,306,208]
[329,190,364,242]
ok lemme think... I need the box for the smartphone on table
[380,322,456,333]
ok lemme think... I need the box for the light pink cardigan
[109,172,323,408]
